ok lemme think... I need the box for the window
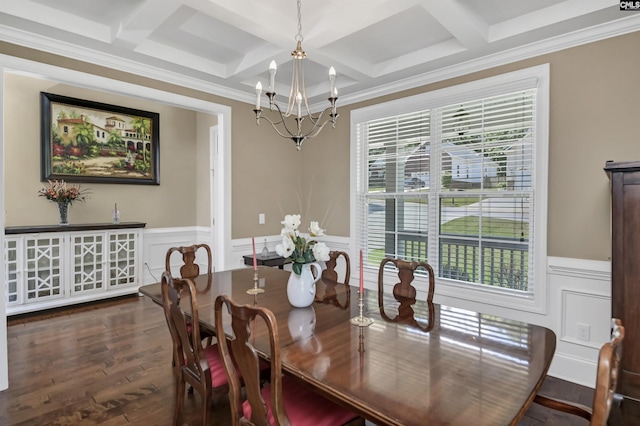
[351,65,549,312]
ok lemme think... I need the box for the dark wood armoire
[606,160,640,401]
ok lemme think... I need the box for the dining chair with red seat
[165,244,214,346]
[316,250,350,309]
[533,318,625,425]
[161,272,229,426]
[214,294,364,426]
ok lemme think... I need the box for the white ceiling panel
[0,0,637,108]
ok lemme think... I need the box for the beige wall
[4,73,203,228]
[229,98,304,238]
[1,41,298,235]
[300,116,351,237]
[3,31,640,260]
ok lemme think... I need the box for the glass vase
[58,201,70,226]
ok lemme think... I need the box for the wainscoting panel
[561,290,610,349]
[546,256,611,388]
[142,226,202,284]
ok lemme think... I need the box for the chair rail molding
[547,256,610,280]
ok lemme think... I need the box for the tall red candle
[252,237,258,271]
[359,249,364,294]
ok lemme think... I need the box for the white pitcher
[287,262,322,308]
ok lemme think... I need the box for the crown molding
[339,15,640,106]
[1,15,639,109]
[0,25,254,105]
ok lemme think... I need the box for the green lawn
[441,216,528,239]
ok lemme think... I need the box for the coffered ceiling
[1,1,638,108]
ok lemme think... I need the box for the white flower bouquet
[275,214,330,275]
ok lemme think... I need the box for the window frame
[350,64,549,313]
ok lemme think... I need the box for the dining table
[139,265,556,426]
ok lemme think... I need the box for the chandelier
[253,0,338,151]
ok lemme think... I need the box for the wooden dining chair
[316,250,351,309]
[214,294,364,426]
[321,250,350,284]
[533,318,625,425]
[165,243,213,290]
[166,244,215,347]
[377,258,435,305]
[161,272,230,426]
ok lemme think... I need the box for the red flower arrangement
[38,180,89,205]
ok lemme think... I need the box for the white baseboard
[547,351,600,388]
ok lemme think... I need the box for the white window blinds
[354,66,548,309]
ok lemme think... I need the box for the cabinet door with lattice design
[4,237,21,305]
[25,235,63,302]
[71,232,105,295]
[108,230,139,289]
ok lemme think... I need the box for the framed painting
[40,92,160,185]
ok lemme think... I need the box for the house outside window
[351,65,549,312]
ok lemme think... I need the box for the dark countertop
[5,222,147,234]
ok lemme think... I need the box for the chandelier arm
[299,107,339,140]
[267,100,303,139]
[299,95,338,126]
[255,101,305,141]
[256,111,298,140]
[255,103,337,141]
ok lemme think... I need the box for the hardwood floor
[0,295,594,425]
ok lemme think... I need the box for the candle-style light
[252,0,338,151]
[255,82,262,110]
[329,66,336,95]
[269,60,277,92]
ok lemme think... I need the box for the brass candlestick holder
[350,290,373,327]
[246,270,265,294]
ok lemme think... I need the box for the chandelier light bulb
[296,92,303,118]
[269,60,277,92]
[255,81,262,109]
[329,66,336,95]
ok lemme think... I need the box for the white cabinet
[4,223,144,315]
[71,232,105,295]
